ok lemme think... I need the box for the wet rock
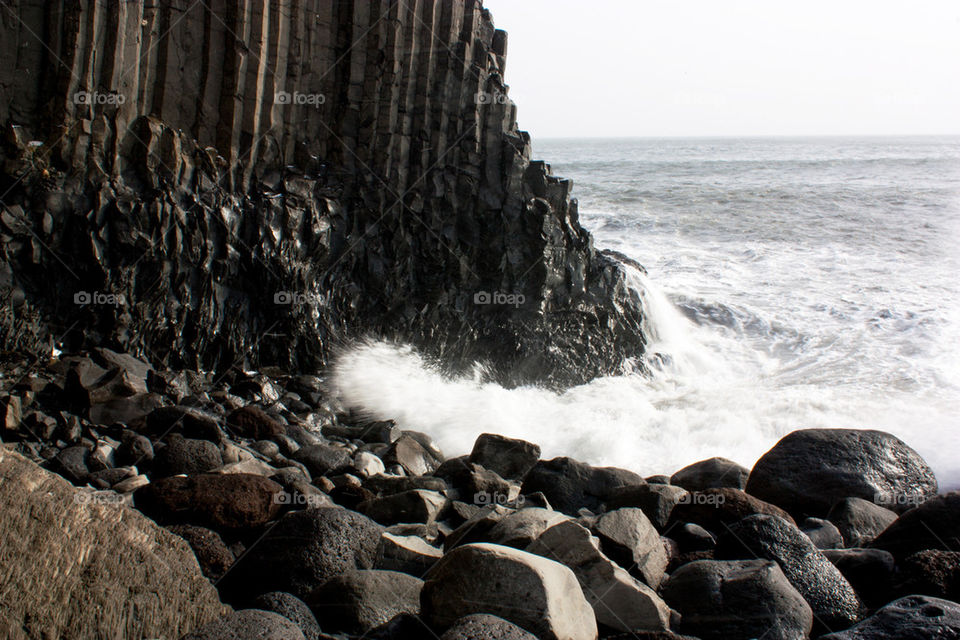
[668,487,795,534]
[223,507,384,600]
[358,489,448,526]
[521,456,646,515]
[802,517,844,549]
[871,492,960,558]
[823,548,897,608]
[593,507,669,588]
[306,569,422,634]
[292,444,352,478]
[828,497,898,548]
[180,609,306,640]
[439,614,538,640]
[746,428,937,517]
[226,406,285,440]
[526,520,671,633]
[820,595,960,639]
[661,559,812,640]
[670,457,749,492]
[716,514,863,631]
[152,434,223,477]
[895,550,960,601]
[168,524,235,581]
[421,543,597,640]
[382,434,442,476]
[134,473,284,532]
[250,592,321,640]
[604,483,689,530]
[469,433,541,481]
[0,449,228,639]
[375,532,443,577]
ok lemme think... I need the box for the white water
[330,138,960,488]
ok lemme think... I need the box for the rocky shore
[1,349,958,639]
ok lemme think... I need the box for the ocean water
[332,137,960,489]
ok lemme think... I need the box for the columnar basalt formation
[0,0,646,386]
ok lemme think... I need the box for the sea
[332,136,960,489]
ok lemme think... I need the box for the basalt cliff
[0,0,646,386]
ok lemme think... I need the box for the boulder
[604,483,688,530]
[153,434,223,477]
[521,456,646,515]
[715,514,863,631]
[358,489,448,526]
[168,524,235,581]
[180,609,306,639]
[116,430,155,467]
[485,507,571,549]
[375,532,443,577]
[593,507,669,588]
[421,543,597,640]
[444,505,512,550]
[434,457,514,503]
[146,405,224,442]
[353,451,385,478]
[292,444,353,478]
[668,487,795,534]
[802,517,844,549]
[670,457,749,492]
[828,497,898,547]
[306,569,422,634]
[661,559,812,640]
[894,550,960,601]
[670,522,716,553]
[871,492,960,558]
[225,406,287,440]
[223,507,384,600]
[251,592,321,640]
[469,433,541,481]
[820,595,960,639]
[823,548,897,608]
[0,449,229,639]
[134,473,284,532]
[51,444,90,484]
[440,614,539,640]
[746,429,937,517]
[526,520,671,632]
[88,392,165,426]
[382,434,442,476]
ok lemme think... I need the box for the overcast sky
[482,0,960,138]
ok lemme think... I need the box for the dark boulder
[802,517,844,549]
[434,458,513,503]
[469,433,541,481]
[146,406,224,443]
[670,457,749,492]
[828,497,898,548]
[179,609,306,639]
[251,592,321,640]
[820,595,960,640]
[823,548,897,608]
[670,522,716,553]
[871,492,960,558]
[439,614,538,640]
[292,444,352,478]
[593,507,669,588]
[115,430,155,468]
[746,429,937,517]
[521,456,646,515]
[357,489,448,526]
[381,434,442,476]
[715,514,863,631]
[168,524,235,581]
[668,487,795,534]
[306,570,422,634]
[894,550,960,601]
[51,445,90,484]
[604,483,688,530]
[226,406,286,440]
[152,434,223,478]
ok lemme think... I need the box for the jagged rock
[895,550,960,601]
[716,514,863,631]
[382,435,442,476]
[251,592,321,640]
[668,487,795,534]
[521,456,646,515]
[168,524,235,581]
[670,457,749,491]
[871,492,960,558]
[604,483,689,530]
[444,505,513,550]
[820,595,960,639]
[134,473,284,532]
[661,559,813,640]
[485,507,571,549]
[223,507,384,600]
[593,507,669,588]
[375,532,443,577]
[526,519,671,632]
[358,489,448,525]
[828,497,898,548]
[180,610,306,640]
[434,457,514,502]
[227,406,286,440]
[306,570,422,634]
[802,517,845,549]
[746,429,937,517]
[823,548,897,608]
[421,543,598,640]
[153,434,223,477]
[469,433,541,481]
[293,443,353,478]
[440,614,539,640]
[0,449,228,639]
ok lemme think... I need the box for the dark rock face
[469,433,541,481]
[180,609,306,640]
[746,429,937,517]
[0,0,648,389]
[828,497,898,548]
[439,614,538,640]
[871,492,960,558]
[223,507,384,601]
[251,593,321,640]
[670,457,749,492]
[521,456,646,515]
[819,595,960,640]
[306,570,422,635]
[661,559,813,640]
[715,514,863,632]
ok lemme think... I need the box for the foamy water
[330,137,960,488]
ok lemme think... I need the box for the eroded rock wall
[0,0,645,386]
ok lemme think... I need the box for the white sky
[482,0,960,138]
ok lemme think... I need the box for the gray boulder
[670,457,749,491]
[593,507,668,588]
[251,592,321,640]
[306,570,422,635]
[521,456,646,515]
[469,433,541,481]
[604,483,689,530]
[820,595,960,639]
[823,548,897,608]
[802,517,844,549]
[485,507,570,549]
[440,614,538,640]
[374,532,443,578]
[179,609,305,639]
[871,492,960,558]
[292,444,352,478]
[153,434,223,477]
[358,489,448,526]
[828,497,898,547]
